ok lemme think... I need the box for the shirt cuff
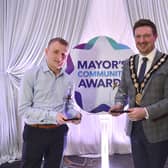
[46,111,57,123]
[144,107,149,119]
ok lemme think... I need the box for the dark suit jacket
[115,50,168,143]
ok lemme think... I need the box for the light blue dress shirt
[18,61,80,124]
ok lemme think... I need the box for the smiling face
[45,41,68,75]
[134,26,157,55]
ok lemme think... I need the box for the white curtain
[80,0,136,51]
[0,0,89,165]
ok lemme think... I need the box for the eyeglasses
[135,34,153,40]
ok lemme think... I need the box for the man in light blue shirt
[18,37,82,168]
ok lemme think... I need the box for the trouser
[20,124,68,168]
[131,121,168,168]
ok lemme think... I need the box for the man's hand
[70,113,82,125]
[108,104,124,116]
[127,107,146,121]
[56,110,82,125]
[56,112,67,124]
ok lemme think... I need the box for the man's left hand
[128,107,146,121]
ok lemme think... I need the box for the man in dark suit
[109,19,168,168]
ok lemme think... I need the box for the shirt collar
[139,48,156,63]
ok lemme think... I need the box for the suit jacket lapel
[142,50,163,97]
[134,54,139,72]
[151,50,163,66]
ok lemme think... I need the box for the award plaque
[110,110,130,113]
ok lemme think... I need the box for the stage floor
[0,154,168,168]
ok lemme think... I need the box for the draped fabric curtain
[0,0,89,164]
[126,0,168,53]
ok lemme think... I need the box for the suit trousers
[131,121,168,168]
[20,124,68,168]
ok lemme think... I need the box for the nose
[56,54,65,62]
[57,56,62,61]
[139,36,146,43]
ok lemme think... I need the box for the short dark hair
[47,37,69,47]
[133,19,157,36]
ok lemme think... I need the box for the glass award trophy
[63,84,80,121]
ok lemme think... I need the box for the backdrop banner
[66,36,134,113]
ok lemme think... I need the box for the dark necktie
[138,57,148,83]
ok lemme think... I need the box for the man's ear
[45,48,48,55]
